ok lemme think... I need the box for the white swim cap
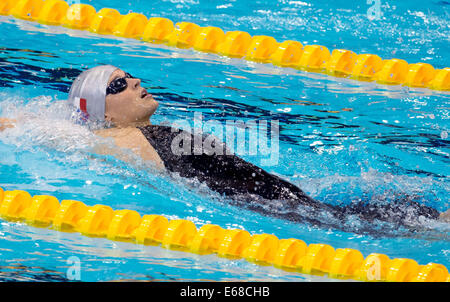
[68,65,118,122]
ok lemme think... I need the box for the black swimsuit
[138,125,440,231]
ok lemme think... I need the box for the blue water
[0,0,449,281]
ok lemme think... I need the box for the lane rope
[0,187,448,282]
[0,0,449,91]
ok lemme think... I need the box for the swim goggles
[106,72,134,95]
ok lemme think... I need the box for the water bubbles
[383,173,394,183]
[310,140,323,147]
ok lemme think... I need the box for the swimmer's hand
[0,118,16,131]
[439,209,450,223]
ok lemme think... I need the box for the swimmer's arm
[0,118,16,131]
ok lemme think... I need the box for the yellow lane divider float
[0,187,449,282]
[0,0,449,91]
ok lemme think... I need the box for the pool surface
[0,0,449,281]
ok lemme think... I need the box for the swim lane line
[0,0,449,91]
[0,187,448,282]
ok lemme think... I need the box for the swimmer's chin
[140,100,159,122]
[136,96,158,112]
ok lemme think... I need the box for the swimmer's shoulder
[94,126,138,138]
[93,126,165,170]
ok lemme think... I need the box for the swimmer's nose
[129,77,141,90]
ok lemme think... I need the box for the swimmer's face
[104,69,158,126]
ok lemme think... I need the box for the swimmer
[1,65,449,231]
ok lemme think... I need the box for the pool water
[0,0,449,281]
